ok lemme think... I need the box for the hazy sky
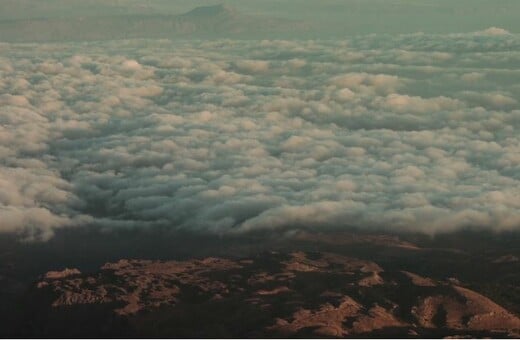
[1,0,520,37]
[0,1,519,240]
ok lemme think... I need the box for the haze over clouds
[1,30,520,240]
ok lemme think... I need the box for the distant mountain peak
[182,4,238,18]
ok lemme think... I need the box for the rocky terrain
[1,229,518,337]
[28,249,520,338]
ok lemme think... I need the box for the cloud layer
[1,31,520,240]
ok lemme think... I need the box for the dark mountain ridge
[181,4,238,19]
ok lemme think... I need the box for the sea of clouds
[1,29,520,240]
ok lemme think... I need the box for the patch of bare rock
[35,251,520,337]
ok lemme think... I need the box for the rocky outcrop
[35,251,520,337]
[43,268,81,280]
[402,271,437,287]
[39,257,241,315]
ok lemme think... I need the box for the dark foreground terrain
[1,229,519,338]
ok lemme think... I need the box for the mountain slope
[0,4,309,42]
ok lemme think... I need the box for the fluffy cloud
[376,94,463,113]
[1,33,520,240]
[477,27,511,36]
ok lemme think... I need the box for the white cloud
[331,72,403,95]
[235,60,270,74]
[0,35,519,240]
[476,27,511,36]
[377,94,463,113]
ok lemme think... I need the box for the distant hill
[0,4,310,42]
[181,4,238,18]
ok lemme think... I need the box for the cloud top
[477,27,511,36]
[1,33,520,240]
